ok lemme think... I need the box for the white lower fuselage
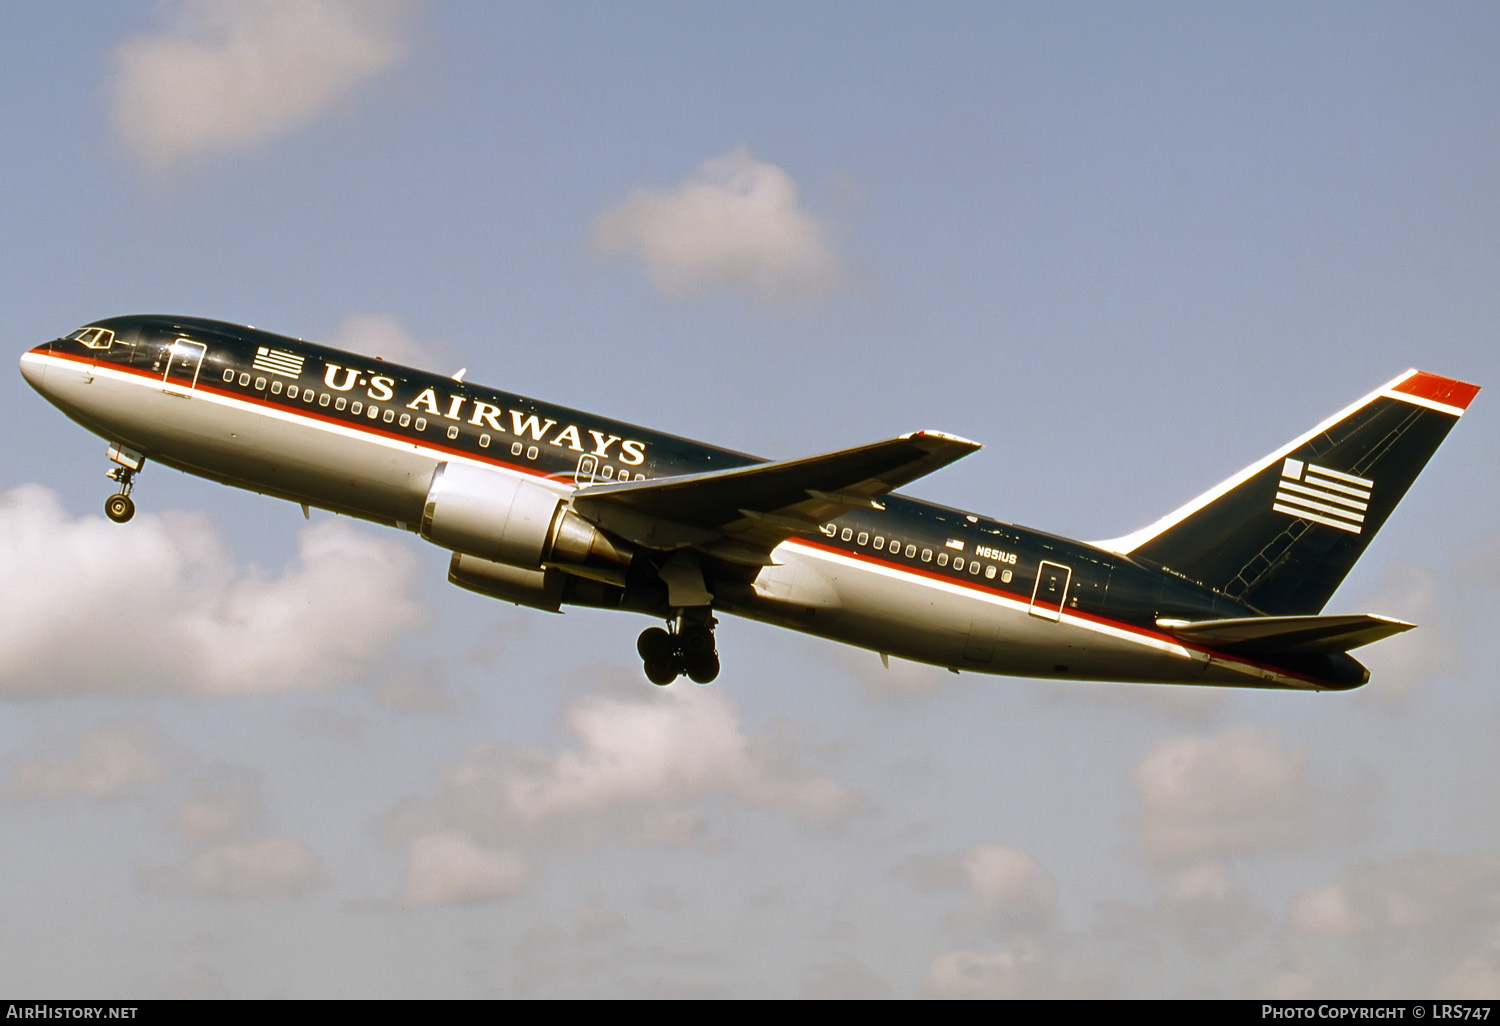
[20,347,1318,691]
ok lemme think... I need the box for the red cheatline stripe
[788,538,1331,685]
[37,349,1339,687]
[1394,371,1481,411]
[33,349,565,484]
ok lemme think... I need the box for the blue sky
[2,1,1498,998]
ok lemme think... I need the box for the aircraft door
[575,454,600,485]
[1028,561,1072,621]
[162,337,207,396]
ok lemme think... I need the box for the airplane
[19,315,1480,690]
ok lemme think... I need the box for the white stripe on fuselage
[783,538,1202,662]
[32,351,566,491]
[36,349,1317,689]
[776,541,1321,688]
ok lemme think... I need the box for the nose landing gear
[637,609,720,685]
[104,443,145,524]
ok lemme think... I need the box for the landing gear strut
[637,609,720,685]
[104,443,144,524]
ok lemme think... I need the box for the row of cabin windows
[822,523,1015,584]
[225,369,416,428]
[221,367,647,480]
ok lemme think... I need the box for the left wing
[570,430,981,563]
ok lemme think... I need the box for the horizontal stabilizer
[1155,613,1415,656]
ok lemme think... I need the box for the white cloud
[138,775,323,901]
[401,832,528,909]
[591,146,845,303]
[1285,854,1500,996]
[174,790,256,842]
[327,313,451,370]
[1289,855,1500,937]
[110,0,414,169]
[0,485,423,696]
[389,685,854,850]
[1130,727,1316,864]
[1434,930,1500,999]
[924,943,1053,999]
[476,686,852,826]
[182,837,323,900]
[961,845,1056,927]
[7,722,164,801]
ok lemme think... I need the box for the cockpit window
[67,326,115,350]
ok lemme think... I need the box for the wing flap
[571,430,980,556]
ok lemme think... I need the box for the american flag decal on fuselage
[1273,458,1372,534]
[252,346,304,379]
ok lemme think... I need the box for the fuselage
[20,314,1355,690]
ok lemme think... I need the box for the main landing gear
[104,443,144,524]
[637,609,720,685]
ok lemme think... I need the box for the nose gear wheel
[104,491,135,523]
[103,444,145,524]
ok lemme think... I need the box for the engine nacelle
[449,552,627,613]
[420,462,634,584]
[448,552,565,612]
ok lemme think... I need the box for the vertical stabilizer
[1097,371,1480,615]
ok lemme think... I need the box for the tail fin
[1097,370,1480,616]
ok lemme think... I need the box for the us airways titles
[319,361,649,465]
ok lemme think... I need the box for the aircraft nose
[19,342,50,391]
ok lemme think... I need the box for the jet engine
[448,552,627,612]
[448,552,565,611]
[420,462,634,585]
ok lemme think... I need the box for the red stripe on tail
[1394,371,1481,411]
